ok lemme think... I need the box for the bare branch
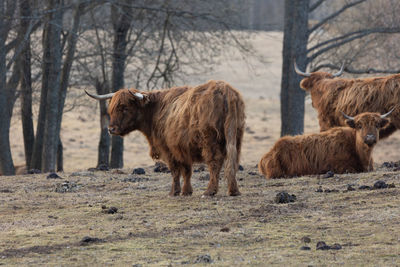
[308,0,368,34]
[308,27,400,61]
[309,0,327,13]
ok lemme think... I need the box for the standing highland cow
[86,80,245,196]
[259,110,393,178]
[295,63,399,138]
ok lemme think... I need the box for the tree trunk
[280,0,309,136]
[55,1,83,172]
[96,79,110,168]
[41,0,63,172]
[0,0,15,175]
[110,2,131,169]
[19,0,35,168]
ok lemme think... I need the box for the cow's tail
[223,88,244,196]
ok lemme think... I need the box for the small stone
[220,227,230,232]
[301,236,311,243]
[199,174,210,181]
[80,236,102,245]
[373,180,388,189]
[346,184,355,191]
[323,171,334,178]
[194,254,213,264]
[300,246,311,250]
[316,241,330,250]
[238,165,244,171]
[359,185,372,190]
[132,168,145,175]
[47,172,62,179]
[103,207,118,214]
[330,243,342,250]
[274,192,296,204]
[154,162,170,173]
[316,186,323,193]
[248,171,257,175]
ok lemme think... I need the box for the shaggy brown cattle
[258,110,393,178]
[295,64,399,138]
[86,80,245,196]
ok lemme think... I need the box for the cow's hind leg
[181,163,193,196]
[168,161,181,196]
[203,158,224,196]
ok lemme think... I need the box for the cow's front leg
[181,163,193,196]
[168,161,181,196]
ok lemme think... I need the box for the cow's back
[154,80,245,163]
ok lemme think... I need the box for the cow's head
[295,62,344,108]
[85,88,150,136]
[341,109,393,147]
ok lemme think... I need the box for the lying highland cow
[295,63,399,139]
[86,80,245,196]
[259,110,393,178]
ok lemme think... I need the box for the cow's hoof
[228,190,241,196]
[202,190,217,197]
[169,191,181,197]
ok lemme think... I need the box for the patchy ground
[1,164,399,266]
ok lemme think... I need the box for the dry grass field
[2,31,400,265]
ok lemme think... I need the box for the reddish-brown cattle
[295,64,399,138]
[86,80,245,196]
[258,111,392,178]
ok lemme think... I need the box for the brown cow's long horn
[341,111,354,120]
[333,63,345,77]
[128,90,144,100]
[381,108,395,118]
[85,90,114,100]
[294,61,311,77]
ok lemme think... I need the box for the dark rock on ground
[248,171,258,175]
[301,236,311,243]
[316,241,330,250]
[199,174,210,181]
[153,162,170,173]
[101,205,118,214]
[316,241,342,250]
[194,254,213,264]
[220,227,230,232]
[274,192,296,204]
[132,168,145,175]
[193,165,206,173]
[316,186,323,193]
[80,236,103,245]
[381,161,400,169]
[323,171,334,178]
[359,185,372,190]
[47,172,62,179]
[373,180,388,189]
[300,246,311,250]
[123,177,150,183]
[346,184,356,191]
[238,165,244,171]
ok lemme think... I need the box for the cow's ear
[379,118,389,128]
[345,119,356,128]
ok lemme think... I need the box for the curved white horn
[294,61,311,77]
[333,63,345,77]
[134,92,144,99]
[341,111,354,121]
[381,108,395,119]
[85,90,114,100]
